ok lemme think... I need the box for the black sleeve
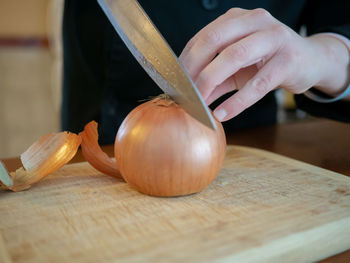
[62,0,111,133]
[298,0,350,38]
[294,0,350,122]
[295,91,350,123]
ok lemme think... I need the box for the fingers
[205,65,258,105]
[205,75,238,105]
[179,8,275,80]
[196,26,285,100]
[180,8,246,57]
[179,8,304,122]
[213,54,290,122]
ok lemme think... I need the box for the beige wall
[0,0,50,37]
[0,0,63,158]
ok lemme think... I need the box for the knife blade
[97,0,216,130]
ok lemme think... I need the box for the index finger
[179,8,275,80]
[213,55,288,121]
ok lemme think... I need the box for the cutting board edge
[214,216,350,263]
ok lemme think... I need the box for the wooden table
[2,118,350,262]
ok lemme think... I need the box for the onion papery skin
[80,121,123,179]
[5,131,81,191]
[114,97,226,197]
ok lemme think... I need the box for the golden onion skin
[114,97,226,197]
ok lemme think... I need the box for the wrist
[307,33,350,98]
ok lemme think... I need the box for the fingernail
[214,108,227,121]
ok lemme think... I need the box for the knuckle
[201,29,221,46]
[273,25,290,39]
[186,36,198,49]
[252,76,271,95]
[281,49,300,65]
[256,56,267,69]
[197,71,215,89]
[181,36,199,61]
[225,43,248,61]
[181,60,195,78]
[252,8,271,20]
[232,96,247,110]
[225,7,243,17]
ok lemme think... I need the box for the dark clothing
[62,0,350,144]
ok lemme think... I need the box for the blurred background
[0,0,63,158]
[0,0,305,158]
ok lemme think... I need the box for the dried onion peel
[0,132,81,191]
[79,121,122,179]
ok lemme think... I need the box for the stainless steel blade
[97,0,216,130]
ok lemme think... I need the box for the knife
[97,0,216,130]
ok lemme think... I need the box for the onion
[114,95,226,197]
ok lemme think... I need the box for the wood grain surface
[1,145,350,263]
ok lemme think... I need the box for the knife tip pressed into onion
[79,121,123,180]
[0,131,81,192]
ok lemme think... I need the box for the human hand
[179,8,350,121]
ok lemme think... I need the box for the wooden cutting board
[1,145,350,263]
